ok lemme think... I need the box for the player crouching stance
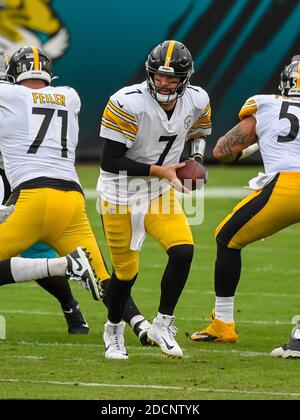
[98,40,211,359]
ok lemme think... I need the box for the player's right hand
[150,163,189,194]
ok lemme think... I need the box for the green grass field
[1,164,300,400]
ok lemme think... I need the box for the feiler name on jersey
[0,82,81,190]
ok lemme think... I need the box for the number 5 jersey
[239,94,300,174]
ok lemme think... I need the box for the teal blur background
[2,0,300,161]
[51,0,201,160]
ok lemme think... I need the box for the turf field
[1,164,300,400]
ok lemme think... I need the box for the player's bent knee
[167,244,194,266]
[216,235,244,251]
[114,263,138,281]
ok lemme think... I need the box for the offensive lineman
[190,55,300,359]
[98,40,211,359]
[0,45,109,299]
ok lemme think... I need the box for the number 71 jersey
[239,94,300,174]
[0,82,81,190]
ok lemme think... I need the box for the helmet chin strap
[155,91,178,103]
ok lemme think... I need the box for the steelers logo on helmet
[145,40,194,103]
[279,55,300,97]
[7,45,52,84]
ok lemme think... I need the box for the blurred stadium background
[1,0,300,161]
[2,0,300,400]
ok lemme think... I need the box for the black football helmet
[279,55,300,97]
[0,51,10,81]
[7,45,52,84]
[145,40,194,103]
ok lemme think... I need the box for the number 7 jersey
[239,94,300,174]
[99,81,211,204]
[0,82,81,190]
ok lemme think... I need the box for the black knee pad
[167,244,194,266]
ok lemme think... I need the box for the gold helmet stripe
[30,46,40,70]
[297,61,300,89]
[164,40,176,67]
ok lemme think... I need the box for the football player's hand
[150,163,190,194]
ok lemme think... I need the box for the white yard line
[0,377,299,398]
[1,340,270,358]
[84,187,249,200]
[0,309,293,326]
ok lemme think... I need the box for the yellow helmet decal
[297,61,300,89]
[30,45,40,70]
[164,40,176,67]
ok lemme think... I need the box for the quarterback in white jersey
[99,80,211,204]
[98,40,211,360]
[191,55,300,359]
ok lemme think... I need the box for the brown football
[176,159,208,190]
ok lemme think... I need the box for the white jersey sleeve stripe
[107,103,138,125]
[101,119,135,141]
[102,106,138,140]
[108,100,137,123]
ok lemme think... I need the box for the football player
[0,166,100,296]
[190,55,300,358]
[0,50,91,334]
[0,149,91,334]
[0,47,150,344]
[0,44,109,290]
[98,40,211,359]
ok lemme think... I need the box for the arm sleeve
[100,138,151,176]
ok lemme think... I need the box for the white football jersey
[0,82,81,190]
[98,81,211,204]
[239,94,300,174]
[0,174,3,204]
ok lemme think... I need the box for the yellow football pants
[0,188,110,281]
[101,188,194,280]
[215,172,300,249]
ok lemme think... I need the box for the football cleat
[147,313,183,359]
[271,343,288,358]
[133,319,152,346]
[61,299,89,335]
[66,247,103,301]
[103,320,128,360]
[271,324,300,358]
[190,310,238,343]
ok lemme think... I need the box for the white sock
[215,296,234,323]
[47,257,67,277]
[11,257,50,283]
[129,315,144,329]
